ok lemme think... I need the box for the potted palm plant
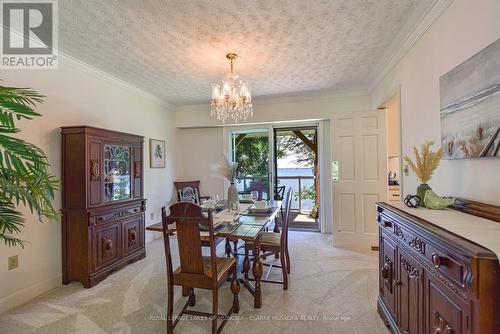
[0,84,60,248]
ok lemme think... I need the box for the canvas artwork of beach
[440,38,500,159]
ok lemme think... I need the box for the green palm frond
[0,201,27,248]
[0,84,59,248]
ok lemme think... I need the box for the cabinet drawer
[379,214,466,287]
[93,205,142,225]
[123,217,144,256]
[92,223,121,272]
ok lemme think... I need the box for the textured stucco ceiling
[59,0,434,105]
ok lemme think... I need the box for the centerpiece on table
[403,141,454,209]
[222,155,239,212]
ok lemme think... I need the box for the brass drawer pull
[432,253,442,268]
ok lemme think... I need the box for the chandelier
[211,53,253,123]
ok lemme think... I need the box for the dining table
[146,200,282,308]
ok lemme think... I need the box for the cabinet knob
[102,237,113,252]
[431,253,441,268]
[434,312,454,334]
[383,220,392,228]
[381,262,391,279]
[392,279,401,287]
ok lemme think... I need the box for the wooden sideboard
[376,202,499,334]
[61,126,146,288]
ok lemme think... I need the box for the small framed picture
[149,139,166,168]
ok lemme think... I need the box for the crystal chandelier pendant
[211,53,253,123]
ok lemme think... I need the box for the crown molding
[1,24,171,108]
[175,87,369,112]
[366,0,454,93]
[59,51,171,108]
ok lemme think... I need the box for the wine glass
[230,201,239,217]
[250,191,259,201]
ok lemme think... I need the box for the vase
[227,182,239,212]
[417,183,431,207]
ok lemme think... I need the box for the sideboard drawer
[379,212,467,287]
[92,205,142,225]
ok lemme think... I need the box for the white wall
[0,56,178,312]
[176,127,226,200]
[175,93,371,128]
[371,0,500,205]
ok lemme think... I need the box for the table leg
[243,251,251,280]
[252,242,263,308]
[273,218,280,233]
[233,239,239,254]
[225,238,231,258]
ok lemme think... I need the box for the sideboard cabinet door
[92,222,121,272]
[380,231,397,320]
[123,216,144,257]
[426,274,468,334]
[397,249,423,334]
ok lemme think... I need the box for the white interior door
[332,110,387,250]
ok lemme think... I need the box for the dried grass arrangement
[404,141,443,184]
[222,154,238,183]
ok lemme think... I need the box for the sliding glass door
[229,129,272,200]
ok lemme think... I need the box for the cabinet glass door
[104,145,131,202]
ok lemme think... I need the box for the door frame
[376,86,403,198]
[223,120,327,233]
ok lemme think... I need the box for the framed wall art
[440,38,500,159]
[149,139,166,168]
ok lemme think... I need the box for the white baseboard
[0,274,62,314]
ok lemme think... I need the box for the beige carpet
[0,232,389,333]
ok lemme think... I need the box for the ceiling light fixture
[211,53,253,123]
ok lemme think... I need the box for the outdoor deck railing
[236,175,315,212]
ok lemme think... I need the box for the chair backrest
[174,181,202,204]
[281,188,293,246]
[161,202,217,287]
[246,180,267,200]
[274,185,286,200]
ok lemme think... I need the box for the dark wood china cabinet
[377,202,500,334]
[61,126,146,288]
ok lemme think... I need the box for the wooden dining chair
[161,203,240,334]
[245,187,293,289]
[174,180,210,204]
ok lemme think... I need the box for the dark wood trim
[450,198,500,223]
[61,125,144,141]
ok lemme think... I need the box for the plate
[248,206,272,213]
